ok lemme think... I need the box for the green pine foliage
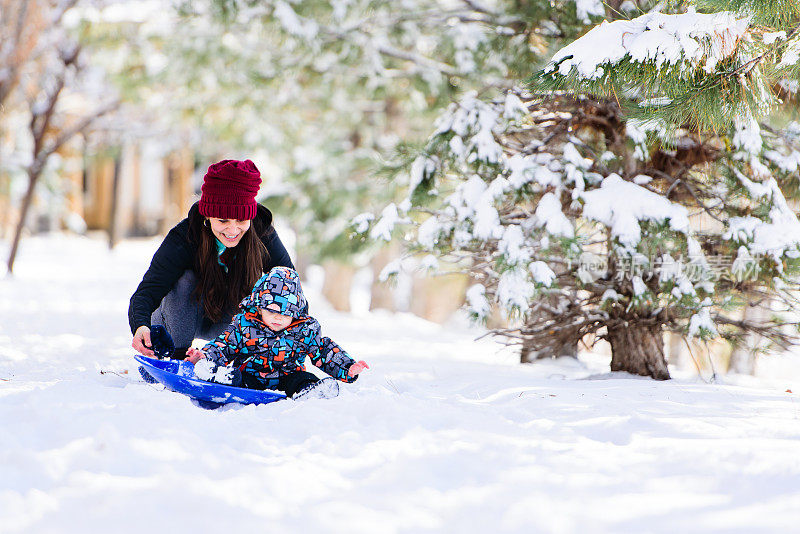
[534,11,784,132]
[355,1,800,376]
[692,0,800,26]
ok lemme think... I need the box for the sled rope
[100,369,163,390]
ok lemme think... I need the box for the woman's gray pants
[150,271,232,348]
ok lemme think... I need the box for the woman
[129,159,294,358]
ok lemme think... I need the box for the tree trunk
[322,260,355,312]
[607,322,670,380]
[0,154,8,239]
[728,343,756,375]
[604,0,625,20]
[409,272,467,323]
[728,303,765,375]
[6,170,39,274]
[108,153,122,249]
[666,331,684,367]
[369,244,398,312]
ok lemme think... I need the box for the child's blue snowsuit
[201,267,357,394]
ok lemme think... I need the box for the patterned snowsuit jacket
[202,267,357,389]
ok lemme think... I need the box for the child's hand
[348,360,370,378]
[185,348,206,364]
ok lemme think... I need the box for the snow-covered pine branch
[360,77,800,377]
[537,9,787,131]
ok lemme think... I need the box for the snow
[449,135,467,158]
[331,0,352,21]
[465,283,490,318]
[473,200,501,241]
[778,37,800,67]
[417,216,446,250]
[733,169,773,200]
[409,155,438,193]
[723,185,800,264]
[563,143,592,170]
[370,203,403,241]
[631,275,647,297]
[534,192,574,238]
[433,92,504,164]
[626,119,668,160]
[764,31,786,45]
[499,225,530,266]
[351,212,374,234]
[419,254,438,271]
[529,261,556,286]
[572,0,605,24]
[274,1,319,41]
[450,24,487,73]
[580,174,690,248]
[765,149,800,173]
[601,288,621,303]
[502,92,528,121]
[658,254,696,297]
[194,359,234,384]
[378,258,401,282]
[732,245,759,280]
[688,306,719,339]
[496,268,535,312]
[547,11,750,79]
[447,175,503,241]
[733,115,763,155]
[640,96,673,107]
[505,153,562,189]
[2,235,800,533]
[63,1,167,26]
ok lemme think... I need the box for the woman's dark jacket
[128,202,294,334]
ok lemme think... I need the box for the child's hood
[240,266,308,319]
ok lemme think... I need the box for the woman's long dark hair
[188,208,269,323]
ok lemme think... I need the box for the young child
[186,266,368,399]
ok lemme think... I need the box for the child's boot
[293,377,339,401]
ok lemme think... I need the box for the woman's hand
[348,360,370,378]
[132,326,154,357]
[186,348,207,364]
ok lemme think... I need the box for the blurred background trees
[1,0,118,273]
[3,0,800,378]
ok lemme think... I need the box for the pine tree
[81,0,607,263]
[360,1,800,378]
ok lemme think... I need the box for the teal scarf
[214,238,229,273]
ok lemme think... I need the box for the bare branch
[50,0,79,26]
[461,0,497,17]
[42,100,119,159]
[713,313,799,351]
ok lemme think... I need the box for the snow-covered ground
[1,235,800,534]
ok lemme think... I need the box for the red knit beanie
[199,159,262,220]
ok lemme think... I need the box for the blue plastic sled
[134,355,286,408]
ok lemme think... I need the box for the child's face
[260,303,292,331]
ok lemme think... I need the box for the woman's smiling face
[208,218,251,247]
